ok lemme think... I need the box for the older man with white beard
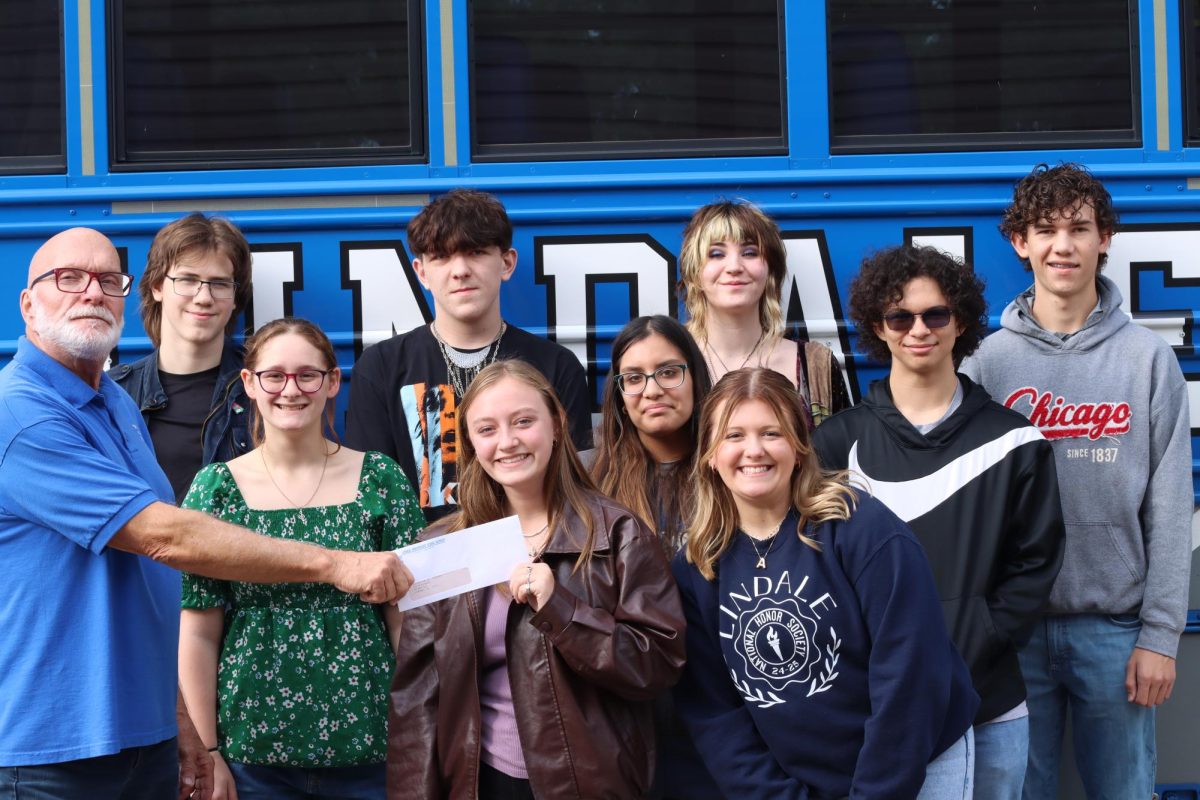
[0,228,414,800]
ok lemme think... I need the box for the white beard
[30,300,123,362]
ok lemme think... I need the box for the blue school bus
[3,0,1200,794]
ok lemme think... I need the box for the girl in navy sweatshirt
[673,367,978,799]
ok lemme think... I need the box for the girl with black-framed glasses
[585,315,722,799]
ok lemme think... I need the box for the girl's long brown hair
[685,368,857,580]
[449,359,599,569]
[590,316,711,554]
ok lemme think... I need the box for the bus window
[0,2,63,173]
[1184,0,1200,146]
[109,0,424,170]
[828,0,1138,153]
[469,0,786,161]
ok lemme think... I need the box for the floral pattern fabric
[181,451,423,767]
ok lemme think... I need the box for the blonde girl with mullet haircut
[388,359,685,800]
[673,367,979,799]
[678,200,850,427]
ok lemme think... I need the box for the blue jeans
[0,738,177,800]
[228,761,386,800]
[973,716,1028,800]
[1019,614,1156,800]
[916,729,974,800]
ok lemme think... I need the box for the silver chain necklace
[705,329,766,376]
[431,320,507,399]
[523,522,550,559]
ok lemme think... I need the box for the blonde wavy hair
[449,359,599,569]
[679,200,788,346]
[685,367,857,580]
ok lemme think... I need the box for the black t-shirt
[344,323,593,523]
[149,366,221,504]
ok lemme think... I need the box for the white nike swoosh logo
[847,427,1044,522]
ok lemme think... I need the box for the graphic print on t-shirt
[399,382,458,509]
[720,571,841,708]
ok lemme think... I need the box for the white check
[393,515,527,611]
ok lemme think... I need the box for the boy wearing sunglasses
[112,213,254,504]
[961,164,1192,799]
[813,244,1064,800]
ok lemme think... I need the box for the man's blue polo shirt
[0,337,178,766]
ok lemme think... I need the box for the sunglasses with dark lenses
[882,305,953,332]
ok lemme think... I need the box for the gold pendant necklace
[745,516,786,569]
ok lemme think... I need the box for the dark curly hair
[849,245,987,367]
[999,163,1118,271]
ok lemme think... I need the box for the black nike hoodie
[813,374,1065,723]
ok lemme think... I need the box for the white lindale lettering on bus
[248,249,297,329]
[330,234,853,370]
[249,228,1200,442]
[719,572,838,629]
[341,245,428,349]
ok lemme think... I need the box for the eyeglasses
[253,369,331,394]
[882,305,953,332]
[615,364,688,396]
[165,274,238,300]
[29,268,133,297]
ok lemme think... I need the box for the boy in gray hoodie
[961,163,1192,799]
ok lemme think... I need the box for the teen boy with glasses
[346,189,591,523]
[112,212,255,503]
[961,163,1193,799]
[813,244,1065,800]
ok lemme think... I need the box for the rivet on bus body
[1145,185,1152,192]
[790,192,798,199]
[823,192,831,199]
[68,209,76,216]
[102,209,111,215]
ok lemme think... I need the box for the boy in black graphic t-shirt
[345,189,591,523]
[112,213,254,503]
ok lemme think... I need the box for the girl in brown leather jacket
[388,359,687,800]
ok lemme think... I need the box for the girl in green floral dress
[178,318,423,800]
